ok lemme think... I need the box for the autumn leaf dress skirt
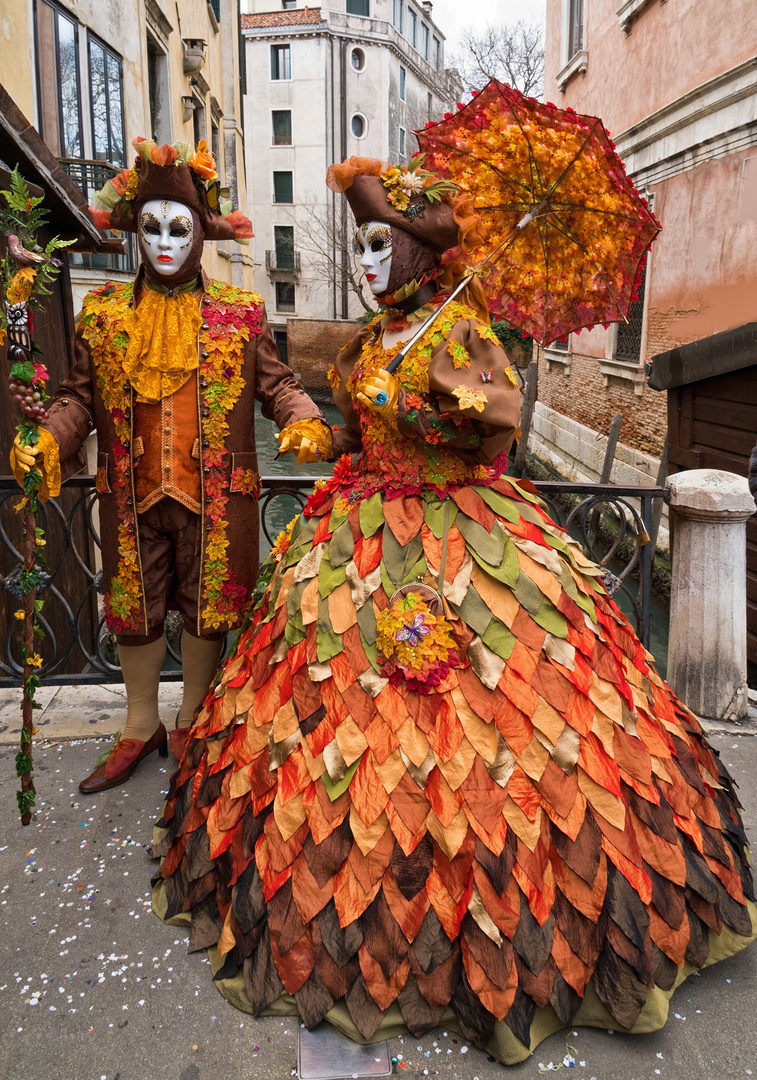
[151,463,757,1064]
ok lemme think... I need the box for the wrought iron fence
[0,476,664,687]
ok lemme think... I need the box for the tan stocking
[177,630,224,728]
[118,634,166,742]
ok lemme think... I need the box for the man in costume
[11,138,331,791]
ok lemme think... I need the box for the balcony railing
[0,476,662,686]
[266,249,301,277]
[58,158,137,274]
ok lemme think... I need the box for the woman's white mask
[355,220,393,296]
[139,199,194,277]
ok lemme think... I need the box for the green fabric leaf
[382,529,424,589]
[481,616,516,659]
[450,586,493,637]
[321,755,362,801]
[286,579,308,618]
[356,599,378,646]
[513,572,544,615]
[285,610,306,646]
[359,492,385,537]
[317,595,332,633]
[317,627,344,662]
[401,556,428,587]
[533,599,569,638]
[359,628,382,673]
[475,485,521,525]
[455,512,504,565]
[470,539,520,589]
[319,553,348,598]
[328,506,350,533]
[424,497,457,539]
[329,521,355,568]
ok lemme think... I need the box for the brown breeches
[114,498,227,646]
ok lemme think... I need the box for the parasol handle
[385,274,474,374]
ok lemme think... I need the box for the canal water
[255,398,670,678]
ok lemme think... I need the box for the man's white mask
[355,220,393,296]
[139,199,194,277]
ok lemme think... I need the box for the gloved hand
[354,370,400,420]
[10,429,61,500]
[11,433,42,475]
[276,419,333,464]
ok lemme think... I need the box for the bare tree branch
[292,194,376,315]
[451,21,545,99]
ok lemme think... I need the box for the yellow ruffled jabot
[122,287,204,404]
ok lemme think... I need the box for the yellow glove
[355,370,400,420]
[276,418,333,464]
[10,429,61,500]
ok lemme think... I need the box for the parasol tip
[516,212,533,230]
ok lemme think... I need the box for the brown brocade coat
[42,270,324,637]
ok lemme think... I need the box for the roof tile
[241,7,323,30]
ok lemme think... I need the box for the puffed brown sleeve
[328,326,371,459]
[252,303,328,430]
[396,318,522,466]
[41,328,96,482]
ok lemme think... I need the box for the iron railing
[266,249,301,277]
[0,476,664,687]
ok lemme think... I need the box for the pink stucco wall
[544,0,757,138]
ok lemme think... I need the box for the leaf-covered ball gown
[152,303,756,1064]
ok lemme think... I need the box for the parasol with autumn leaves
[387,79,660,372]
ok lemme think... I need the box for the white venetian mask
[355,220,393,296]
[139,198,194,277]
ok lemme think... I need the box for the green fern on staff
[0,166,74,824]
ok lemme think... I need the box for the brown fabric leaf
[452,968,497,1048]
[502,985,537,1048]
[242,802,271,859]
[552,886,604,969]
[413,945,461,1009]
[593,939,649,1030]
[390,833,434,900]
[267,879,307,955]
[474,829,517,899]
[231,858,266,935]
[188,892,223,952]
[683,909,710,966]
[550,812,602,886]
[313,917,361,998]
[345,974,389,1040]
[303,813,352,888]
[462,913,513,989]
[362,889,409,979]
[318,899,364,968]
[512,891,554,975]
[651,942,679,991]
[397,973,449,1037]
[644,859,685,930]
[549,970,583,1026]
[294,968,336,1029]
[514,953,557,1010]
[243,930,284,1015]
[412,904,454,974]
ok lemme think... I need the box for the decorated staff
[10,138,332,795]
[1,167,73,823]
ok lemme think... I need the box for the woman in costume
[152,157,756,1064]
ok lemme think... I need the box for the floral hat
[326,155,484,254]
[90,137,253,243]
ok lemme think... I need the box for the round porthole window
[351,47,365,71]
[351,113,367,139]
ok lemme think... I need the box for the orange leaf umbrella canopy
[414,79,661,345]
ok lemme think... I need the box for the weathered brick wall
[286,318,359,390]
[536,349,667,458]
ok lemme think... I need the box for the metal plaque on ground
[297,1022,392,1079]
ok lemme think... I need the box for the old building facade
[240,0,460,369]
[535,0,757,489]
[0,0,252,306]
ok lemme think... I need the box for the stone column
[666,469,754,722]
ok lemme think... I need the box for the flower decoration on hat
[380,158,458,216]
[89,136,253,244]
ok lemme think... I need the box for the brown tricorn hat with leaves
[90,137,253,243]
[326,156,483,254]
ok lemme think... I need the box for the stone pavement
[0,688,756,1080]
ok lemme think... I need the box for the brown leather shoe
[79,722,168,793]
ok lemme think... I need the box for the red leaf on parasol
[414,79,661,345]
